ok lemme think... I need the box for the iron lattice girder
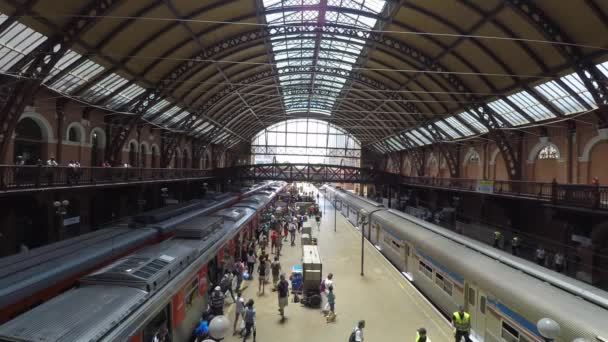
[506,0,608,123]
[217,163,400,184]
[425,123,460,177]
[0,0,122,158]
[183,65,418,132]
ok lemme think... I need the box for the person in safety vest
[493,231,502,248]
[416,327,430,342]
[452,305,471,342]
[210,286,225,316]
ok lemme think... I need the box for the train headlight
[537,318,560,341]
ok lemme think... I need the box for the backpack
[349,329,358,342]
[319,279,326,293]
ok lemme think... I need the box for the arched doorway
[14,118,44,164]
[589,142,608,183]
[140,144,148,168]
[91,132,100,166]
[463,149,481,179]
[128,142,137,167]
[533,144,561,182]
[151,145,158,168]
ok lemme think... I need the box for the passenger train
[323,185,608,342]
[0,181,281,326]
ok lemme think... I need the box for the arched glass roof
[252,118,360,166]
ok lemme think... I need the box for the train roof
[80,239,196,293]
[0,226,155,309]
[133,199,214,224]
[174,216,224,239]
[335,189,384,213]
[372,209,608,338]
[214,207,255,223]
[0,285,148,342]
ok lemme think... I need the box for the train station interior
[0,0,607,341]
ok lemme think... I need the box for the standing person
[297,215,303,232]
[493,231,502,248]
[452,305,472,342]
[258,233,268,254]
[289,221,297,246]
[220,272,236,302]
[315,213,321,230]
[511,236,520,256]
[247,250,256,280]
[349,320,365,342]
[535,246,546,266]
[234,261,245,291]
[554,251,565,273]
[283,220,289,242]
[271,256,281,290]
[233,291,245,335]
[209,286,225,316]
[270,229,278,254]
[258,255,267,295]
[325,285,336,322]
[277,273,289,320]
[320,273,334,314]
[416,328,430,342]
[276,230,283,257]
[242,299,256,342]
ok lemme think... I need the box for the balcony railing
[401,176,608,211]
[0,165,213,191]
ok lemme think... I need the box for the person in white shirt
[233,291,245,335]
[535,246,546,266]
[554,251,565,272]
[352,320,365,342]
[320,273,334,314]
[46,157,58,166]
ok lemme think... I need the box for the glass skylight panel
[535,72,595,115]
[106,83,146,109]
[598,61,608,78]
[0,14,47,73]
[411,129,431,145]
[264,1,385,116]
[435,121,461,139]
[507,91,555,121]
[487,99,529,126]
[81,73,129,103]
[445,116,474,136]
[46,52,105,93]
[145,99,171,117]
[458,112,488,133]
[152,105,181,123]
[404,132,422,146]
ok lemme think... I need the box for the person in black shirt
[277,273,289,320]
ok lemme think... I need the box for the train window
[435,273,445,288]
[501,321,519,342]
[185,275,199,306]
[480,296,486,314]
[419,261,433,279]
[443,281,453,296]
[468,288,476,306]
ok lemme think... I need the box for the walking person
[233,291,245,335]
[234,261,245,291]
[320,273,334,314]
[276,231,283,257]
[289,221,297,246]
[271,256,281,290]
[535,246,546,266]
[325,285,336,323]
[247,250,256,280]
[511,236,520,256]
[349,320,365,342]
[554,251,565,273]
[493,231,502,249]
[220,272,236,302]
[258,255,267,295]
[270,229,278,254]
[242,299,256,342]
[416,328,430,342]
[277,273,289,320]
[452,305,472,342]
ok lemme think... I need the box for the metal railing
[401,176,608,210]
[0,165,213,190]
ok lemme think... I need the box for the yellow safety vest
[512,237,520,246]
[494,231,501,239]
[453,312,471,332]
[416,332,427,342]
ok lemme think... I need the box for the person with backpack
[277,273,289,320]
[220,272,235,303]
[246,250,256,280]
[270,229,278,254]
[209,286,225,316]
[289,221,297,246]
[258,255,267,294]
[242,299,256,342]
[320,273,334,314]
[349,320,365,342]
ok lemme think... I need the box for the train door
[402,242,410,272]
[142,303,172,342]
[466,283,486,340]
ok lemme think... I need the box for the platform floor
[223,191,453,342]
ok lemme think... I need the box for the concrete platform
[223,191,453,342]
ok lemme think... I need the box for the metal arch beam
[183,66,420,132]
[0,0,124,160]
[506,0,608,125]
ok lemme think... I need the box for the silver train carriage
[0,184,285,342]
[329,186,608,342]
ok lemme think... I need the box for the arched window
[14,118,43,164]
[68,127,79,142]
[251,118,361,166]
[538,145,559,160]
[469,152,480,163]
